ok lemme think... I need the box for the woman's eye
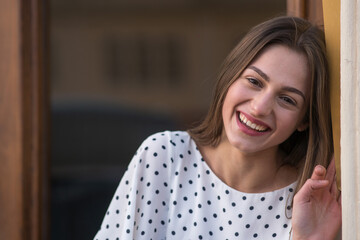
[280,96,296,106]
[247,77,262,87]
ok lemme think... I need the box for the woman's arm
[291,159,341,240]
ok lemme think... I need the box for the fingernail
[316,165,325,174]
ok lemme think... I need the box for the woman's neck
[199,138,298,193]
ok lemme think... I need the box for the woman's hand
[292,159,341,240]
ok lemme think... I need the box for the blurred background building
[49,0,286,239]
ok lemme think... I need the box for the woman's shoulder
[140,130,193,149]
[134,130,198,167]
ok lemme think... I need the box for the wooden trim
[306,0,324,27]
[0,0,49,239]
[0,1,23,239]
[287,0,323,26]
[287,0,306,18]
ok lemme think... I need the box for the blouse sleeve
[94,132,172,240]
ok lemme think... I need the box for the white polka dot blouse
[94,131,296,240]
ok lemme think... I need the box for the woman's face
[222,44,310,154]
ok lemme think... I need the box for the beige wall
[340,0,360,238]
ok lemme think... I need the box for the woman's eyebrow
[283,87,306,101]
[248,65,269,81]
[248,65,306,101]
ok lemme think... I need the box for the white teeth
[238,113,268,132]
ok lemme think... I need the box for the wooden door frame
[0,0,49,239]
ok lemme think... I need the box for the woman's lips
[236,111,271,133]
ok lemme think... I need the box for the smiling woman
[221,45,310,155]
[94,16,341,240]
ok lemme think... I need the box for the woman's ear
[297,122,309,132]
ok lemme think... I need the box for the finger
[311,165,327,181]
[330,173,339,198]
[326,157,336,184]
[295,178,329,203]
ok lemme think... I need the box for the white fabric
[94,131,295,240]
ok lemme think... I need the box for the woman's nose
[250,92,274,117]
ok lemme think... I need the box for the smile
[238,112,269,132]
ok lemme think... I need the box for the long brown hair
[188,16,333,192]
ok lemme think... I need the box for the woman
[94,16,341,240]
